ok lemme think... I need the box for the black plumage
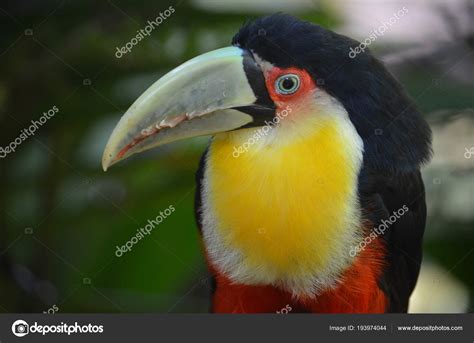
[232,14,432,173]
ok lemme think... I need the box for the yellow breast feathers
[201,113,364,296]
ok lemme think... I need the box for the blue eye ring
[275,74,300,95]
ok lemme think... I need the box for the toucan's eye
[275,74,300,95]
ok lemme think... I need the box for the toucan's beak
[102,46,274,171]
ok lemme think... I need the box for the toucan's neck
[201,110,364,297]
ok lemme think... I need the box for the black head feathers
[233,14,432,174]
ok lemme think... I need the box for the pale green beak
[102,46,272,171]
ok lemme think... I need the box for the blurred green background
[0,0,472,313]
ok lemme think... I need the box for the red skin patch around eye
[263,67,317,112]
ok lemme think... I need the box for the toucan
[102,14,432,313]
